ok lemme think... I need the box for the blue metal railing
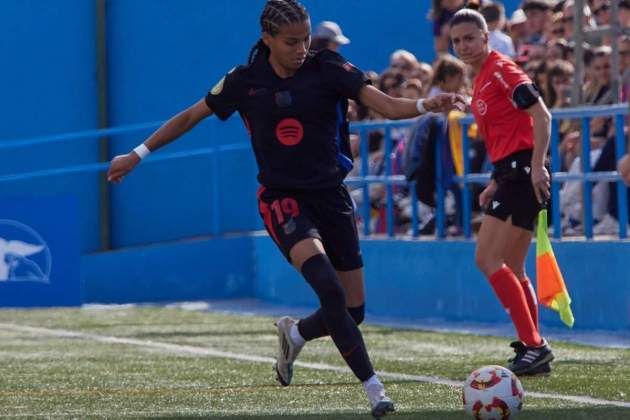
[452,103,628,240]
[2,104,628,240]
[345,119,421,237]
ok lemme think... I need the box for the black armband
[512,83,540,110]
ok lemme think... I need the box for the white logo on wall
[0,219,51,284]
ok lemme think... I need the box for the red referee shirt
[471,51,535,163]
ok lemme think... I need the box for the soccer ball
[462,365,524,419]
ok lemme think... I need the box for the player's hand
[479,179,497,209]
[531,165,550,205]
[618,154,630,186]
[107,153,141,184]
[423,93,468,113]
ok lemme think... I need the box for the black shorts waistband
[492,149,533,172]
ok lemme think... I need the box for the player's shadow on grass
[153,406,630,419]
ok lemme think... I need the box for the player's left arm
[358,84,466,120]
[523,94,552,204]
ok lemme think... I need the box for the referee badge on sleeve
[211,77,225,95]
[210,67,236,95]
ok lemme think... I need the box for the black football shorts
[257,184,363,271]
[485,149,548,232]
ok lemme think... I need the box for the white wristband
[416,98,427,114]
[133,144,151,160]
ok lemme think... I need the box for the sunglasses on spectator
[621,50,630,56]
[552,28,565,36]
[594,5,610,16]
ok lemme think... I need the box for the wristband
[416,98,427,114]
[133,144,151,160]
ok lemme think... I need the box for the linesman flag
[536,209,574,327]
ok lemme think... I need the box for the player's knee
[347,304,365,325]
[474,249,487,272]
[475,250,501,278]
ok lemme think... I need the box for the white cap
[313,21,350,45]
[510,9,527,25]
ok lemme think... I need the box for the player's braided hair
[247,0,309,64]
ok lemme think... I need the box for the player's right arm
[107,99,213,183]
[479,179,497,209]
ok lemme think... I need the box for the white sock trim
[363,374,383,390]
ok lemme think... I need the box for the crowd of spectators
[312,0,630,237]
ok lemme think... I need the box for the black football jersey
[205,49,369,190]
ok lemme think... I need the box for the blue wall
[83,236,254,303]
[0,0,101,251]
[82,234,630,332]
[3,0,448,252]
[0,0,98,140]
[254,237,630,332]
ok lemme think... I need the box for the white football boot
[366,383,395,419]
[273,316,304,386]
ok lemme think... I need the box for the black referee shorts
[485,149,547,232]
[257,184,363,271]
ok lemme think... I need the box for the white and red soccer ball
[462,365,525,419]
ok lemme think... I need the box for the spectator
[523,0,553,44]
[564,41,593,72]
[562,1,593,39]
[585,46,614,105]
[311,21,350,52]
[508,9,529,50]
[379,70,405,98]
[428,55,466,98]
[619,36,630,100]
[621,0,630,27]
[515,43,546,69]
[481,2,516,57]
[591,0,611,26]
[532,61,550,102]
[546,39,571,61]
[401,79,424,100]
[546,60,580,171]
[431,0,466,54]
[390,49,419,79]
[412,62,434,96]
[546,59,575,108]
[548,12,567,41]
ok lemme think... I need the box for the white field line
[1,323,629,410]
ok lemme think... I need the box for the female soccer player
[107,1,464,417]
[449,9,555,376]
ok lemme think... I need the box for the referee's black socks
[299,254,374,382]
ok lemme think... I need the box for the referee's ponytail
[248,0,309,64]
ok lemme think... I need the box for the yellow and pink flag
[536,209,575,328]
